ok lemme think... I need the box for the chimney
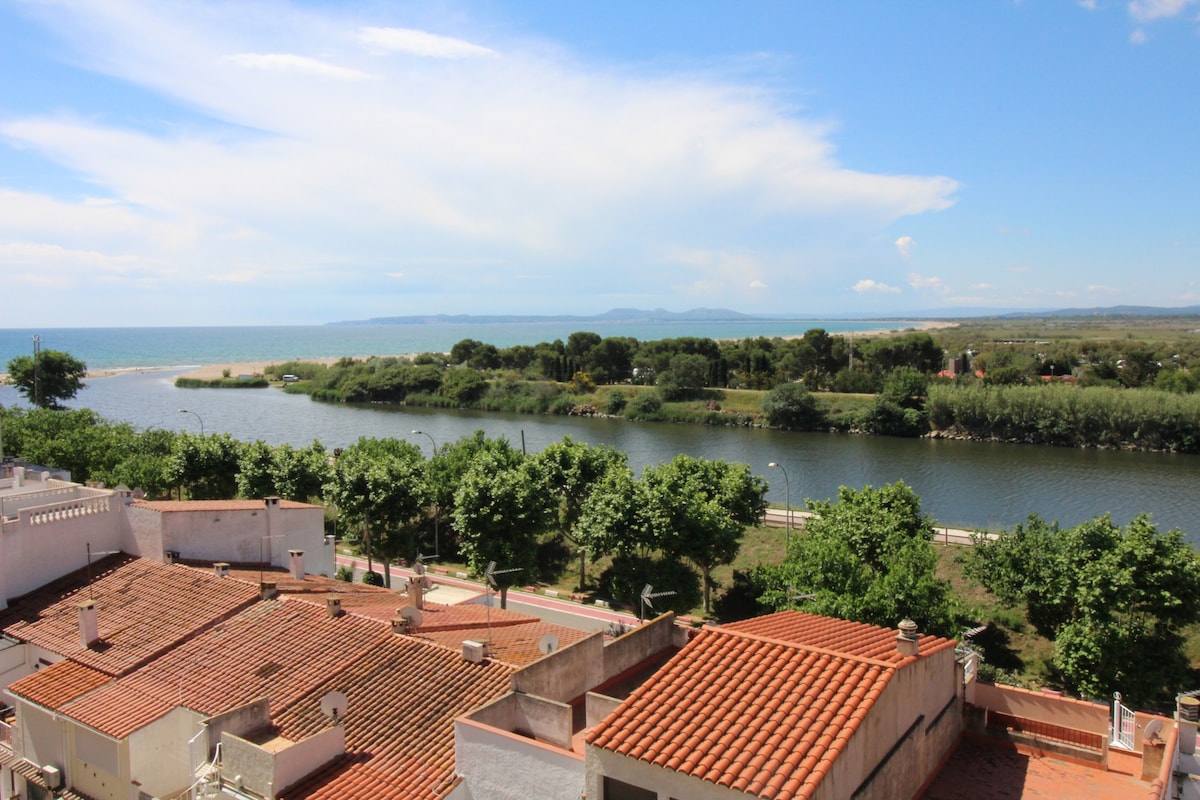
[13,466,23,487]
[1179,696,1199,755]
[896,619,920,658]
[288,549,306,580]
[260,581,278,601]
[78,600,99,648]
[164,550,180,564]
[214,562,230,578]
[326,597,343,618]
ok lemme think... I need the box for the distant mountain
[1003,305,1200,318]
[329,308,762,325]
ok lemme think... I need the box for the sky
[1,0,1198,327]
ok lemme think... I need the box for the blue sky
[1,0,1198,327]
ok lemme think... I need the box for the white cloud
[0,1,960,324]
[971,282,994,290]
[1130,28,1149,43]
[853,279,901,294]
[358,27,497,59]
[1078,0,1097,9]
[387,271,407,279]
[908,273,952,295]
[895,235,915,259]
[223,53,373,80]
[1087,284,1120,294]
[1129,0,1198,22]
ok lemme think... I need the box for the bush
[761,383,822,429]
[335,565,354,582]
[362,570,384,586]
[599,555,701,616]
[604,389,628,415]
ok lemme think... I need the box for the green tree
[452,452,553,608]
[761,382,822,429]
[164,433,243,499]
[642,455,767,614]
[755,481,959,636]
[426,432,523,557]
[966,513,1200,703]
[325,437,428,588]
[6,350,88,409]
[533,437,628,590]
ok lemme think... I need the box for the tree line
[5,402,1198,706]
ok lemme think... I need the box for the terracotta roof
[414,618,592,668]
[273,633,514,800]
[586,611,953,800]
[58,597,392,738]
[722,610,955,663]
[6,661,111,710]
[0,554,261,675]
[133,499,321,512]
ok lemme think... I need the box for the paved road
[762,506,993,546]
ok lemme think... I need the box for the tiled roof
[0,554,261,675]
[722,610,955,663]
[133,499,321,512]
[58,597,392,738]
[414,618,592,668]
[587,611,953,800]
[6,661,110,710]
[272,634,514,800]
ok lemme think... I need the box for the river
[3,370,1199,540]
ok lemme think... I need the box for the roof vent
[77,600,99,648]
[214,562,230,578]
[462,640,487,663]
[326,597,343,618]
[288,549,305,580]
[896,619,920,658]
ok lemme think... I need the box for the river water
[3,370,1197,541]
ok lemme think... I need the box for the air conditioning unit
[462,640,487,663]
[41,764,63,789]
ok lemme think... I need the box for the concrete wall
[585,745,750,800]
[467,693,573,750]
[203,698,271,759]
[0,640,26,692]
[69,723,123,800]
[13,700,60,776]
[455,718,584,800]
[586,692,622,729]
[128,707,201,799]
[972,683,1109,734]
[1,493,120,607]
[599,614,682,681]
[131,504,332,576]
[815,646,961,800]
[512,632,605,703]
[221,725,344,800]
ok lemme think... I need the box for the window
[603,776,656,800]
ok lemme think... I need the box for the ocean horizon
[0,319,917,372]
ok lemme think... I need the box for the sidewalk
[762,506,996,546]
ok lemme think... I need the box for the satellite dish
[538,633,559,655]
[399,606,424,630]
[1144,718,1163,741]
[320,691,349,723]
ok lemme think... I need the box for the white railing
[21,495,112,526]
[1110,691,1136,750]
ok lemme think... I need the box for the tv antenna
[86,543,122,593]
[538,633,560,655]
[319,691,349,725]
[639,584,676,622]
[483,561,522,643]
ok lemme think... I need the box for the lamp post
[411,430,440,557]
[177,408,204,435]
[768,461,791,552]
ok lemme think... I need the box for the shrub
[604,389,628,415]
[628,392,663,419]
[761,383,822,429]
[335,565,354,582]
[362,570,384,586]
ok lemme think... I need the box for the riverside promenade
[762,506,996,546]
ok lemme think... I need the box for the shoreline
[113,321,962,382]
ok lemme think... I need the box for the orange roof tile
[133,499,321,512]
[587,611,953,800]
[415,618,592,668]
[0,554,261,676]
[58,597,392,738]
[6,661,110,710]
[272,635,514,800]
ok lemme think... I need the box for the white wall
[129,707,202,799]
[14,701,60,776]
[455,718,584,800]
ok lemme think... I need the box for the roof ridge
[710,624,902,670]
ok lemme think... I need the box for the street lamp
[178,408,204,435]
[411,430,440,557]
[768,462,791,552]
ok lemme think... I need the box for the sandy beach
[3,320,958,384]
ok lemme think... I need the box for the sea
[0,320,909,372]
